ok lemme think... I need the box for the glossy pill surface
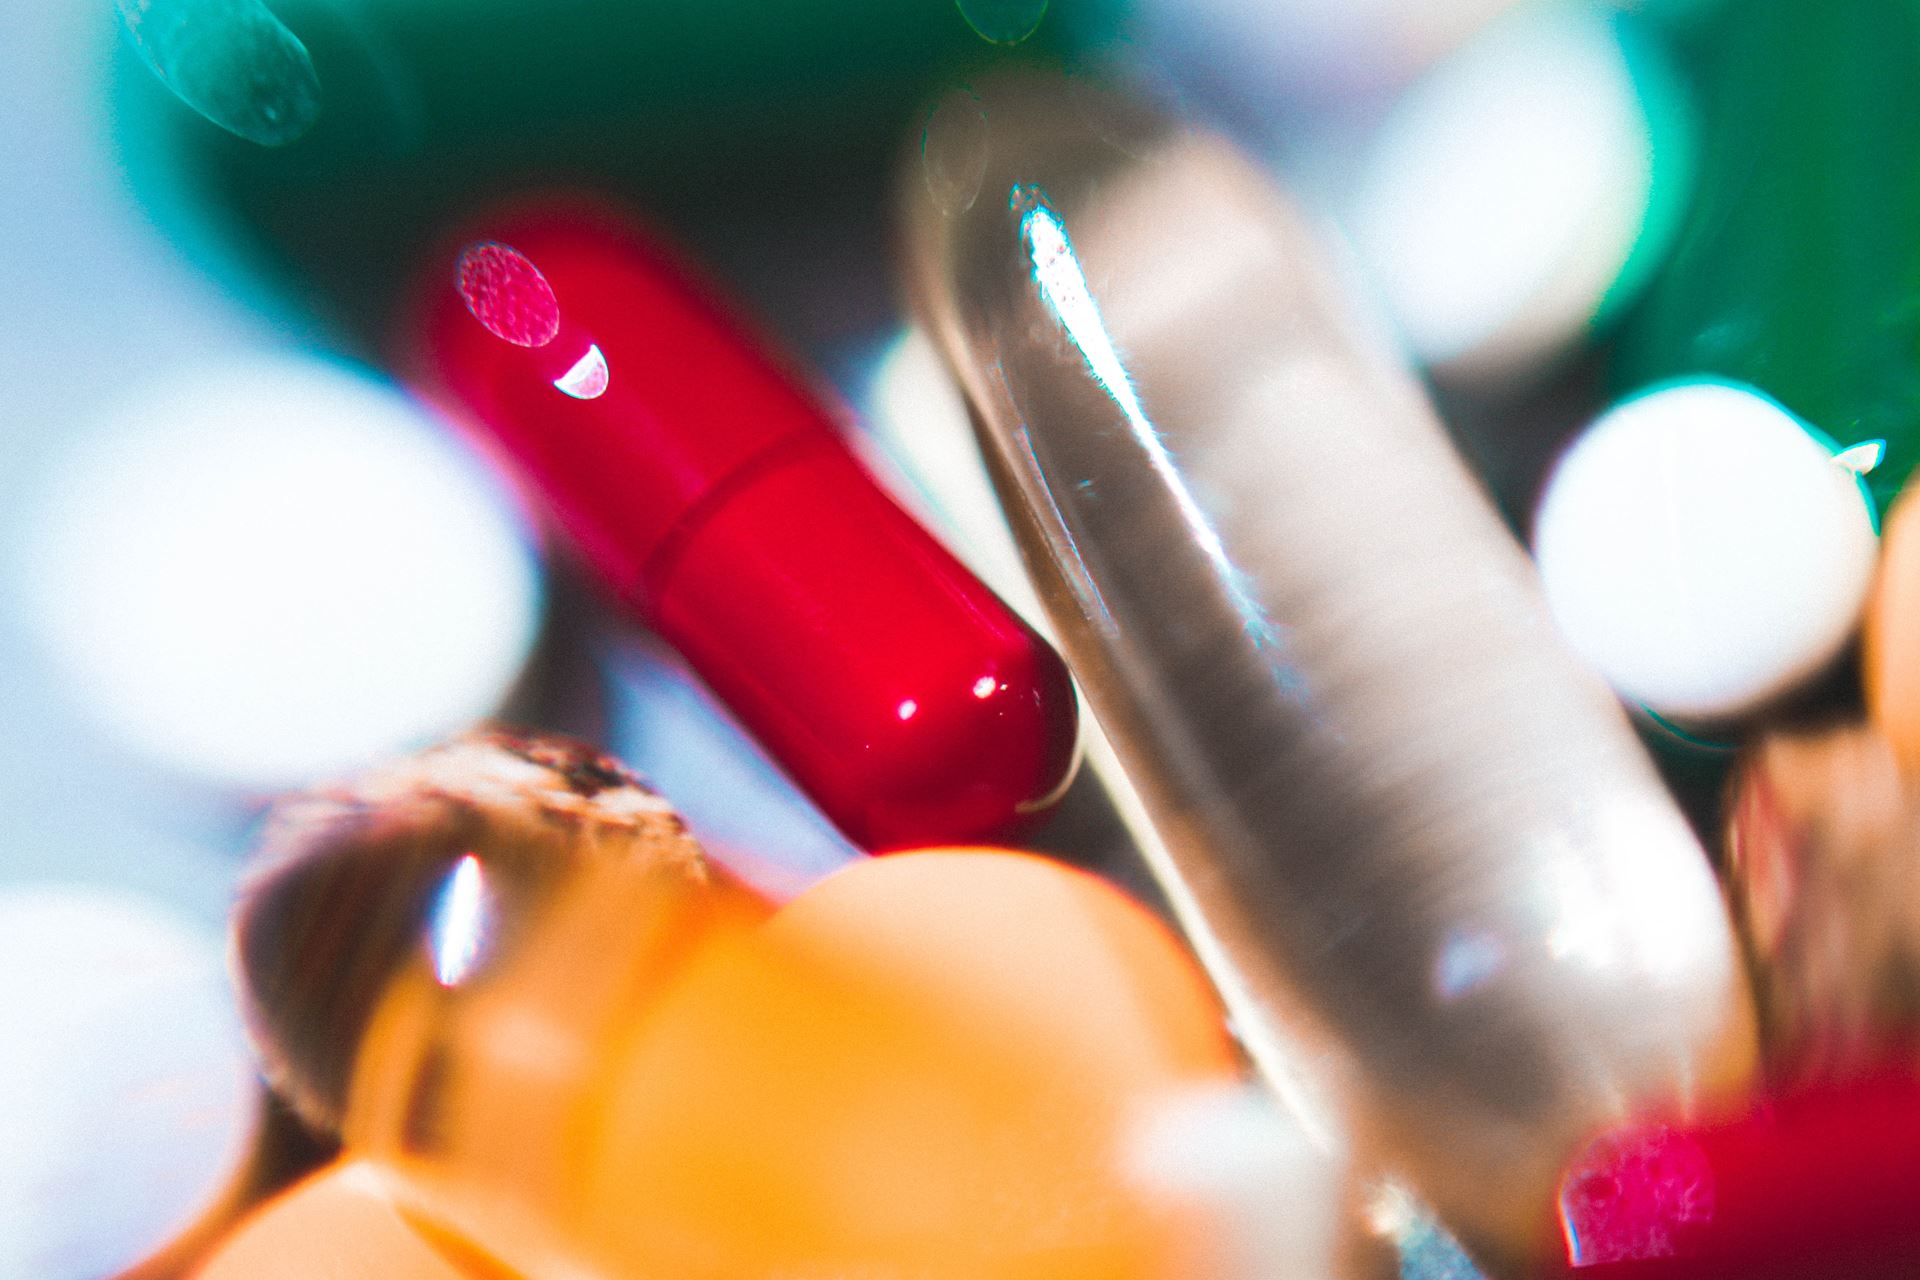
[904,75,1755,1268]
[232,732,717,1133]
[345,848,1237,1279]
[408,203,1078,849]
[573,850,1240,1278]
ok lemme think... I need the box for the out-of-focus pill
[1346,0,1687,380]
[405,204,1079,850]
[567,850,1240,1278]
[190,1163,474,1280]
[232,731,719,1133]
[1865,484,1920,765]
[1533,380,1878,724]
[903,73,1755,1270]
[761,850,1236,1084]
[1552,1074,1920,1276]
[1725,720,1920,1080]
[0,885,256,1280]
[16,354,542,794]
[344,848,1239,1278]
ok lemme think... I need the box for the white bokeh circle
[1348,3,1670,378]
[0,884,257,1279]
[19,354,543,790]
[1533,381,1878,722]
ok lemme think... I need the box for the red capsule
[1548,1072,1920,1279]
[403,199,1078,849]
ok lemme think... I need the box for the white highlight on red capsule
[1346,1,1674,379]
[19,353,543,791]
[1532,380,1879,723]
[0,884,256,1280]
[554,343,610,400]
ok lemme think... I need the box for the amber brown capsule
[1726,720,1920,1081]
[232,730,713,1133]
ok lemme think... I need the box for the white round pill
[1532,380,1878,722]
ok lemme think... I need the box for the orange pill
[190,1162,486,1280]
[235,731,717,1135]
[764,847,1238,1086]
[573,848,1241,1279]
[1868,488,1920,765]
[341,847,764,1274]
[351,848,1238,1279]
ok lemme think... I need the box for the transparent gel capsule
[922,88,992,217]
[901,73,1756,1270]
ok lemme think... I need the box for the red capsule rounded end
[645,444,1080,851]
[849,617,1082,851]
